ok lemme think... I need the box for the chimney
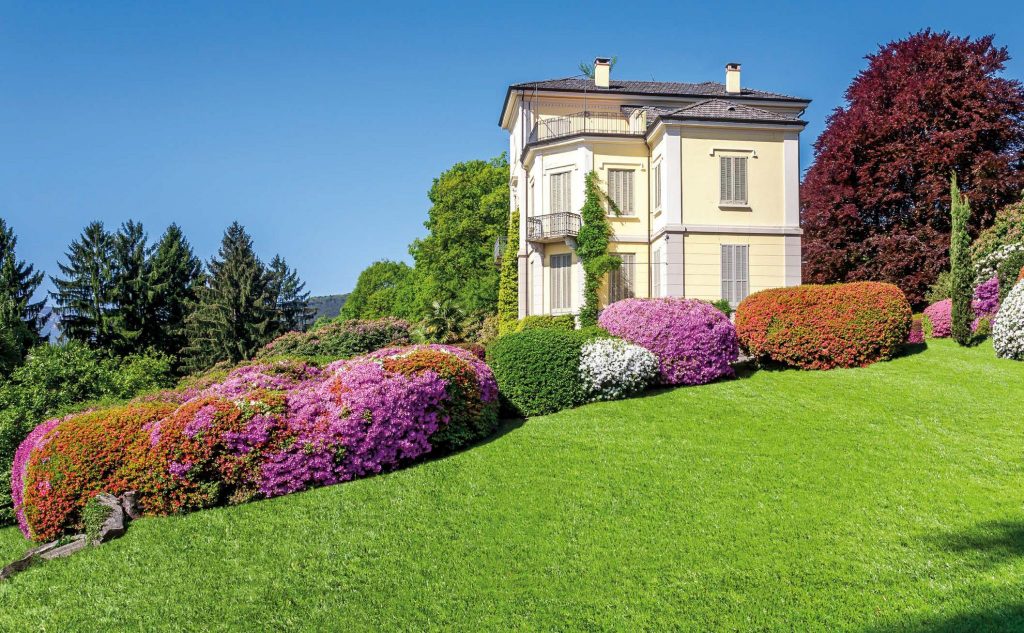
[725,63,741,94]
[594,57,611,89]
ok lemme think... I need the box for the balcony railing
[526,212,581,243]
[529,111,644,143]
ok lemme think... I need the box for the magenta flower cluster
[923,299,953,338]
[972,276,1000,329]
[598,298,739,385]
[11,415,69,537]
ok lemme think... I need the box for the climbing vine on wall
[577,171,620,326]
[497,209,520,335]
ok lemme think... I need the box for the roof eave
[506,83,811,105]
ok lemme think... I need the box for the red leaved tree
[802,30,1024,306]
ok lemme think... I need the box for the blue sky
[2,1,1023,298]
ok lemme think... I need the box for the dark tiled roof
[623,99,806,127]
[510,77,808,102]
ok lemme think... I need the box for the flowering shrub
[257,318,411,361]
[736,282,912,370]
[972,276,1001,331]
[975,243,1024,284]
[15,346,498,541]
[923,299,953,338]
[598,298,738,385]
[578,338,659,402]
[993,281,1024,360]
[907,316,925,345]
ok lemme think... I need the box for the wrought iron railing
[529,111,643,143]
[526,212,581,241]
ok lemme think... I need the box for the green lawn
[1,339,1023,631]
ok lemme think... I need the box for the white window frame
[651,248,661,297]
[606,169,635,216]
[550,253,573,313]
[719,156,749,206]
[653,162,662,212]
[608,253,636,304]
[549,171,572,214]
[721,244,749,307]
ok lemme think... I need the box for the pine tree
[267,254,312,332]
[497,209,520,335]
[147,223,201,358]
[108,221,151,355]
[51,222,115,346]
[186,222,275,370]
[950,174,974,345]
[0,219,46,352]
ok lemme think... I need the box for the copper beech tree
[801,30,1024,306]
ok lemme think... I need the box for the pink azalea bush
[923,299,953,338]
[14,345,498,541]
[598,298,738,385]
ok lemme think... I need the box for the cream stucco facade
[499,60,809,317]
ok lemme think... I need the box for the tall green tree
[51,222,115,346]
[268,254,313,332]
[497,210,520,335]
[0,219,46,355]
[108,221,151,355]
[950,174,974,345]
[147,223,202,358]
[577,172,619,326]
[186,222,275,370]
[340,260,418,321]
[409,154,510,316]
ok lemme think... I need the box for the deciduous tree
[802,30,1024,306]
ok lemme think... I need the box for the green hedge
[486,327,606,417]
[513,314,576,333]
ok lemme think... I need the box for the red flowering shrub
[907,316,926,345]
[735,282,912,370]
[21,403,176,542]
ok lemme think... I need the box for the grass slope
[1,340,1023,631]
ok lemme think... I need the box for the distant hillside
[307,294,348,323]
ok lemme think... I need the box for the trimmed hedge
[486,328,604,417]
[256,318,411,362]
[736,282,912,370]
[598,298,739,385]
[512,314,576,333]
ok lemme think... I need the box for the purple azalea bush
[598,298,739,385]
[923,299,953,338]
[972,276,1000,330]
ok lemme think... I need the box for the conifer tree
[950,174,974,345]
[267,254,312,332]
[186,222,275,370]
[50,222,115,346]
[0,218,46,353]
[108,221,151,355]
[147,223,201,357]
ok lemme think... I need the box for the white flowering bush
[975,243,1024,283]
[578,338,659,402]
[993,281,1024,360]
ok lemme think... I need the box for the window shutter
[625,171,634,214]
[562,173,571,213]
[550,254,572,311]
[736,245,749,303]
[654,164,661,210]
[652,249,661,297]
[721,245,734,304]
[550,174,560,213]
[734,157,748,204]
[720,157,732,203]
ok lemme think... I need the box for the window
[549,171,572,214]
[721,244,749,307]
[550,253,572,312]
[653,163,662,211]
[607,169,635,215]
[719,156,748,205]
[651,248,661,297]
[608,253,635,303]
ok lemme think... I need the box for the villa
[498,58,810,317]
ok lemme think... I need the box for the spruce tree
[267,255,312,333]
[108,221,151,354]
[0,219,46,353]
[950,174,974,345]
[51,222,115,346]
[186,222,275,370]
[147,223,201,358]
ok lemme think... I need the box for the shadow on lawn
[866,602,1024,633]
[928,520,1024,568]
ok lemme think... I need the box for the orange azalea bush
[735,282,912,370]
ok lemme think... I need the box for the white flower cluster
[975,243,1024,283]
[578,338,659,402]
[993,281,1024,360]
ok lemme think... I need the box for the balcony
[529,111,645,144]
[526,212,581,243]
